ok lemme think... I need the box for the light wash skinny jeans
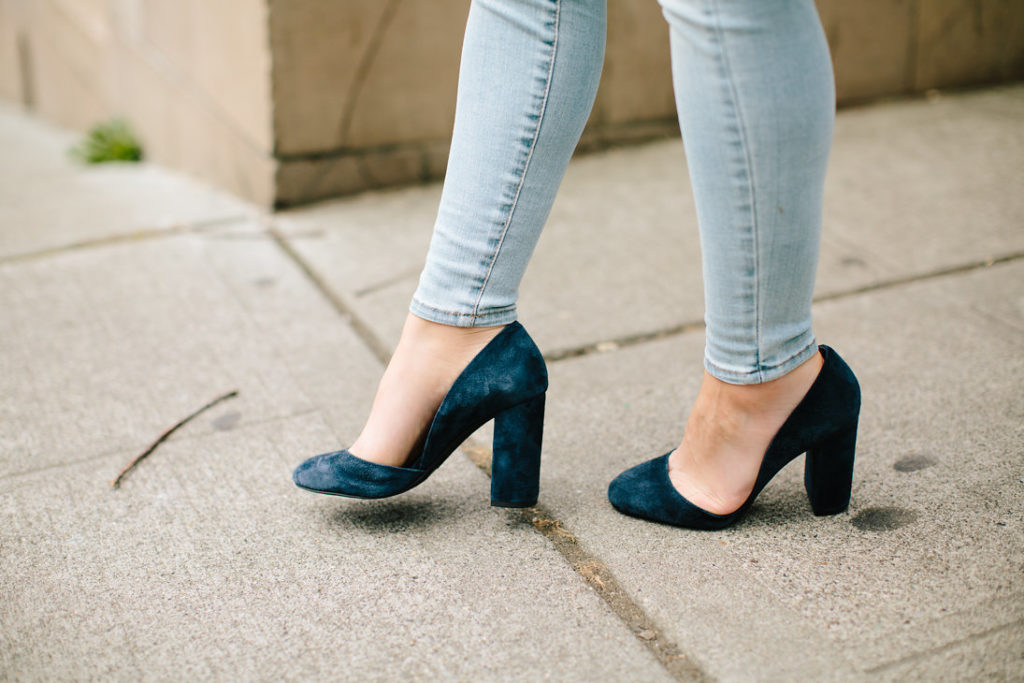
[410,0,836,385]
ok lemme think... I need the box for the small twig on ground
[110,390,239,489]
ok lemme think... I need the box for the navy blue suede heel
[292,321,548,507]
[608,345,860,529]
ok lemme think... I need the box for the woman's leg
[351,0,606,466]
[657,0,836,512]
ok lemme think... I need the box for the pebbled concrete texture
[0,416,670,681]
[2,84,1023,680]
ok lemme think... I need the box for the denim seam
[470,0,561,321]
[709,0,762,381]
[706,338,818,384]
[410,297,516,321]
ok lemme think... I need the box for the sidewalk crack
[268,227,393,364]
[543,250,1024,365]
[0,215,256,265]
[462,433,707,682]
[864,617,1024,675]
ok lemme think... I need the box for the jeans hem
[704,339,819,385]
[409,298,518,328]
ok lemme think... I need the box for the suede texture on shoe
[291,450,422,498]
[608,345,861,530]
[490,392,546,507]
[413,321,547,473]
[292,321,548,500]
[608,452,733,529]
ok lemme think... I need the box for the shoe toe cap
[292,453,334,491]
[607,453,690,522]
[292,450,422,498]
[607,461,653,515]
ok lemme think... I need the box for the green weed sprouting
[70,117,143,163]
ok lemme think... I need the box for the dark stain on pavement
[852,506,920,531]
[212,411,242,431]
[893,454,937,472]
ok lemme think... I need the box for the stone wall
[2,0,1021,208]
[0,0,276,203]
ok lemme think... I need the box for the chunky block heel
[292,322,548,502]
[490,393,545,508]
[805,422,857,515]
[608,345,861,530]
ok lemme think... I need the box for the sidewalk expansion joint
[521,502,707,681]
[0,408,321,488]
[811,251,1024,304]
[863,617,1024,675]
[543,250,1024,365]
[544,320,706,363]
[269,228,394,365]
[353,268,422,298]
[461,437,706,682]
[0,215,257,265]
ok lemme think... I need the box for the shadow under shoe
[608,345,861,530]
[292,321,548,508]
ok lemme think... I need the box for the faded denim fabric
[411,0,835,384]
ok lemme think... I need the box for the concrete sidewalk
[1,84,1021,681]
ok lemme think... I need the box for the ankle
[667,351,826,513]
[706,351,824,419]
[399,314,505,362]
